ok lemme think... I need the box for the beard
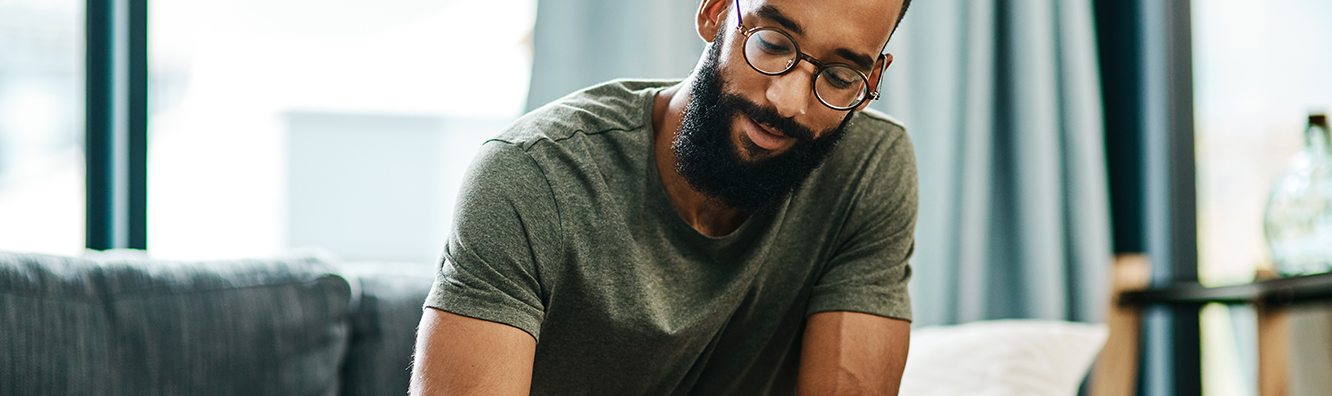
[672,30,853,214]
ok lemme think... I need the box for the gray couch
[0,251,436,396]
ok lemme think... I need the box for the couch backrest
[337,261,437,396]
[0,252,356,396]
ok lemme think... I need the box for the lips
[742,115,794,151]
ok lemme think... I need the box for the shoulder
[793,108,918,225]
[844,108,912,159]
[820,108,917,182]
[491,79,676,150]
[462,141,551,203]
[461,79,675,215]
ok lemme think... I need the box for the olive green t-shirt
[425,79,917,395]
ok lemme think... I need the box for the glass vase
[1264,114,1332,276]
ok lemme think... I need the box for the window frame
[85,0,147,250]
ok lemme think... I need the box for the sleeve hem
[424,290,544,341]
[806,292,912,323]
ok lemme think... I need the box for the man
[411,0,916,394]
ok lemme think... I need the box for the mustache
[717,93,819,142]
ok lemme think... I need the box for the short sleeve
[806,127,918,322]
[424,140,561,340]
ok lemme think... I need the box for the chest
[528,225,822,394]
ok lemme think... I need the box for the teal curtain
[874,0,1111,326]
[525,0,703,111]
[525,0,1113,326]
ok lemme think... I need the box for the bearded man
[411,0,916,394]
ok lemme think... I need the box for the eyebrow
[754,5,877,72]
[835,48,876,72]
[756,5,804,35]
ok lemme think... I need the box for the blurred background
[0,0,534,262]
[1,0,1330,395]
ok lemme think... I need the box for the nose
[764,63,815,118]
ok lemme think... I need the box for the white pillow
[899,320,1109,396]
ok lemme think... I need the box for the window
[147,0,536,262]
[0,0,85,256]
[1193,1,1332,395]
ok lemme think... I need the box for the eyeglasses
[732,0,886,110]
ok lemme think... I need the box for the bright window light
[148,0,537,262]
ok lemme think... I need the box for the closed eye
[823,68,857,89]
[757,35,792,55]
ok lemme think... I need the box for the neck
[652,78,749,237]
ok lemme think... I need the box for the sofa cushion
[337,261,436,396]
[0,251,355,396]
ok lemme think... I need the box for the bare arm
[410,307,536,396]
[798,311,911,396]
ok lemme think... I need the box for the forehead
[737,0,901,57]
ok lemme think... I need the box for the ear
[696,0,732,43]
[854,53,894,112]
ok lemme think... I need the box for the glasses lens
[744,29,797,74]
[814,65,868,109]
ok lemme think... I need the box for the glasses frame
[731,0,887,110]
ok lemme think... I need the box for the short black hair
[892,0,913,36]
[880,0,912,52]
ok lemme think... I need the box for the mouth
[741,114,795,151]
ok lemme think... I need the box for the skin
[654,0,896,236]
[410,310,535,396]
[412,0,910,395]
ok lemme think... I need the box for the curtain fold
[525,0,1113,327]
[525,0,704,111]
[877,0,1111,326]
